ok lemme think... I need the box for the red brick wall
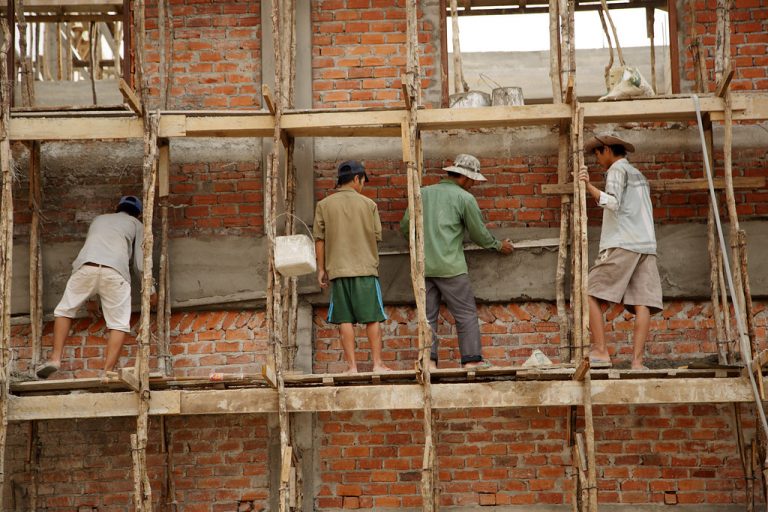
[11,310,268,379]
[169,161,264,237]
[314,149,767,233]
[312,0,439,108]
[4,415,270,511]
[316,404,754,508]
[682,0,768,91]
[144,0,262,109]
[313,300,768,373]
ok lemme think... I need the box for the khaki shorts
[54,264,132,332]
[587,247,663,315]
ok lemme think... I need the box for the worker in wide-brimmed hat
[579,132,663,370]
[400,154,513,370]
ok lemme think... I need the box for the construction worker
[36,196,156,380]
[400,154,514,369]
[313,160,392,374]
[580,132,663,370]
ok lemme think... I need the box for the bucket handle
[270,212,315,243]
[479,73,503,90]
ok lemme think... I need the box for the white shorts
[54,264,132,332]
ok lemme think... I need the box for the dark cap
[117,195,143,214]
[336,160,368,186]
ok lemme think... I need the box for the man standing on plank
[579,132,663,370]
[401,154,513,369]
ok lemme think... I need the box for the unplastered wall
[3,415,270,511]
[316,404,754,509]
[680,0,768,92]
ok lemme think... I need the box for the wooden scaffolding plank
[6,377,758,420]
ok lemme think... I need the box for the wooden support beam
[262,365,277,389]
[118,78,142,115]
[158,141,169,198]
[401,74,412,110]
[262,84,276,116]
[542,176,767,195]
[119,367,140,392]
[572,357,589,381]
[716,65,734,98]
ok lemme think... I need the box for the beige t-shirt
[313,188,382,280]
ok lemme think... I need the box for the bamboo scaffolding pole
[0,19,13,507]
[598,0,624,66]
[15,0,35,106]
[404,1,437,510]
[734,404,755,512]
[157,142,172,377]
[28,141,43,371]
[570,114,582,361]
[574,104,596,512]
[646,7,656,93]
[551,0,572,363]
[27,421,40,512]
[597,9,614,92]
[266,2,294,510]
[548,0,561,100]
[88,21,97,104]
[449,0,468,94]
[131,0,155,507]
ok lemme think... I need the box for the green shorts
[327,276,387,325]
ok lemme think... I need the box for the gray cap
[443,154,487,182]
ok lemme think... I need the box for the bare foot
[373,364,393,373]
[342,366,358,375]
[631,362,649,370]
[428,360,437,371]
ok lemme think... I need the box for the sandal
[463,360,492,369]
[35,362,60,379]
[589,357,613,369]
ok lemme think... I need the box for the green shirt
[400,179,501,278]
[313,188,382,280]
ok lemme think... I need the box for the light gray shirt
[72,212,144,282]
[597,158,657,254]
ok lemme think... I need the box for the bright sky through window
[448,9,669,52]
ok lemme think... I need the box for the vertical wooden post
[550,0,571,363]
[404,1,437,510]
[157,141,173,377]
[131,0,155,508]
[28,141,43,371]
[449,0,468,94]
[646,7,656,93]
[0,19,13,509]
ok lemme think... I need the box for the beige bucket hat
[443,154,487,182]
[584,132,636,153]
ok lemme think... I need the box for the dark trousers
[425,274,482,365]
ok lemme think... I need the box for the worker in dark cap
[36,196,155,380]
[313,161,392,374]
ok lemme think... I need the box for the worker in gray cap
[36,196,156,380]
[580,132,663,370]
[401,154,513,369]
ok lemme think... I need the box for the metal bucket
[449,91,491,108]
[491,86,524,106]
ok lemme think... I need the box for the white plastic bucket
[275,234,316,277]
